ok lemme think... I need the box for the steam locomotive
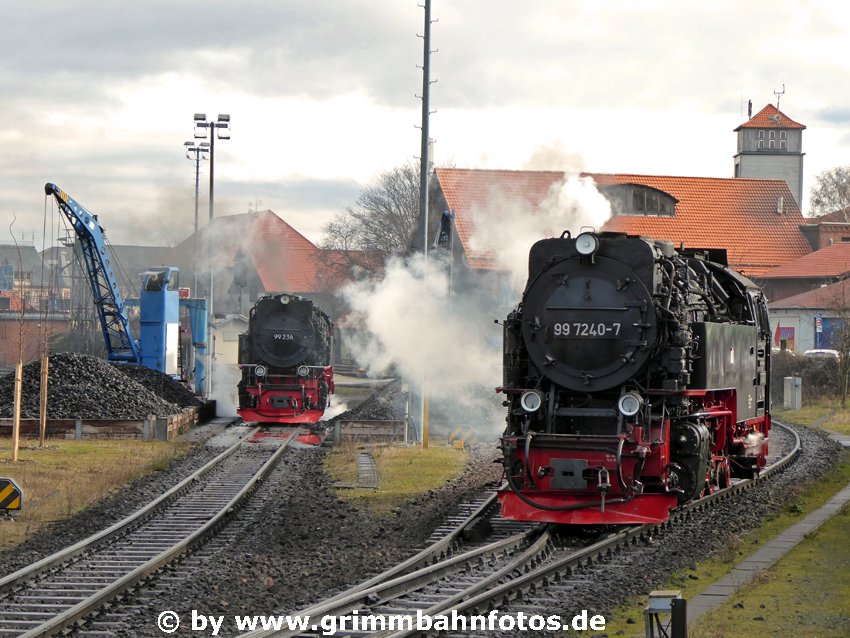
[237,293,334,425]
[498,231,771,525]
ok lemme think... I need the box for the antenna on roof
[773,83,785,110]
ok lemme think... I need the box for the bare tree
[809,166,850,219]
[320,162,420,277]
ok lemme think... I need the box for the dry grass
[775,397,850,436]
[773,399,838,427]
[324,442,468,514]
[0,438,190,550]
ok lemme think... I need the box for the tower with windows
[733,104,806,206]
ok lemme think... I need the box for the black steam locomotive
[237,293,334,425]
[499,231,771,524]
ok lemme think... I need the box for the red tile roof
[768,278,850,309]
[758,241,850,279]
[173,210,325,293]
[810,207,850,223]
[734,104,806,131]
[434,168,812,277]
[248,211,323,292]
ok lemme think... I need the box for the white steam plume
[210,362,240,417]
[467,173,612,294]
[340,172,612,436]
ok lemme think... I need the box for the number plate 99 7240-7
[552,322,621,338]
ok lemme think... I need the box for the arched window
[601,185,678,217]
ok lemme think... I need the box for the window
[780,131,787,139]
[602,185,677,217]
[780,140,787,150]
[758,130,765,139]
[769,140,775,149]
[758,140,765,149]
[632,190,645,212]
[769,130,776,139]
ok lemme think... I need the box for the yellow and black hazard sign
[0,477,23,511]
[449,426,479,448]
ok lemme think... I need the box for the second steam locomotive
[237,293,334,425]
[499,231,771,525]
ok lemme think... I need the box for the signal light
[520,390,543,412]
[575,232,599,256]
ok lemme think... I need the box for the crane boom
[45,182,141,363]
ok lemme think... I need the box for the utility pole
[184,140,209,295]
[417,0,434,448]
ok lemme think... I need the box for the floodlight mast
[192,113,230,398]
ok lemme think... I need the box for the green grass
[0,438,191,550]
[324,443,468,514]
[690,501,850,637]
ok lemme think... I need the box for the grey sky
[2,1,849,249]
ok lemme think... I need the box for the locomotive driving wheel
[716,457,731,490]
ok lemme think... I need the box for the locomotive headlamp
[618,392,643,417]
[280,294,291,304]
[254,364,267,378]
[575,232,599,256]
[519,390,544,412]
[297,365,310,377]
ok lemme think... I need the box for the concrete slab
[828,433,850,448]
[174,416,238,444]
[699,584,738,597]
[204,423,255,448]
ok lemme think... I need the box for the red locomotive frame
[237,365,335,425]
[498,388,770,525]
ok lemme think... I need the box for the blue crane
[45,182,142,363]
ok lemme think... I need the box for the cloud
[3,0,850,250]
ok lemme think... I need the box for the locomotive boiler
[237,293,334,425]
[498,231,771,525]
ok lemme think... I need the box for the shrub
[770,352,840,404]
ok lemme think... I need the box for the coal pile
[0,353,180,419]
[331,379,407,421]
[112,363,204,408]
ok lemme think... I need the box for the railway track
[242,421,801,638]
[0,427,297,638]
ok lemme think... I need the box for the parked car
[802,349,840,359]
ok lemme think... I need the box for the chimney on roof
[748,100,752,119]
[776,196,784,215]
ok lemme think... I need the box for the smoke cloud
[467,173,613,293]
[340,172,613,438]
